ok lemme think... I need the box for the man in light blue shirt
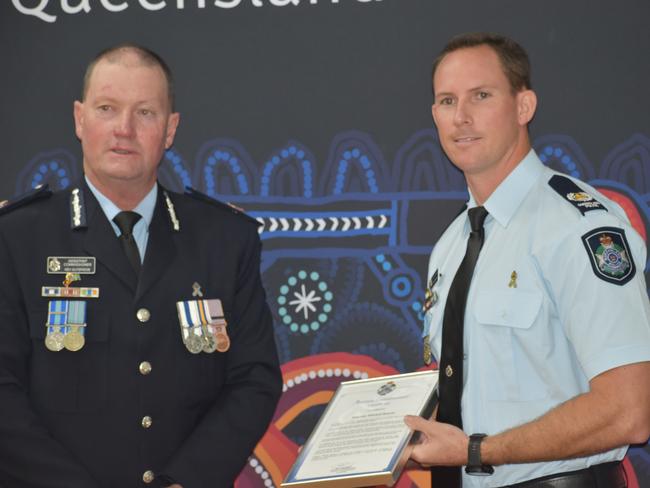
[405,33,650,488]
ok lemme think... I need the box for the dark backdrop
[2,1,649,486]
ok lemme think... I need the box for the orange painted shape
[275,390,334,430]
[599,188,647,242]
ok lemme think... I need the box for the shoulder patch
[581,227,636,285]
[0,185,52,217]
[548,175,606,215]
[184,187,261,226]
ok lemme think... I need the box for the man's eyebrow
[468,85,494,92]
[434,85,495,99]
[90,95,161,106]
[434,91,454,99]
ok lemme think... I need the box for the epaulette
[0,184,52,217]
[548,175,607,216]
[184,187,261,226]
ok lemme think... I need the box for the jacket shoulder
[0,185,52,218]
[181,187,261,227]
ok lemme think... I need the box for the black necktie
[433,206,489,487]
[113,211,142,274]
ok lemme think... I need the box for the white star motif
[289,284,322,320]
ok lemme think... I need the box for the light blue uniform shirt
[85,176,157,263]
[424,150,650,487]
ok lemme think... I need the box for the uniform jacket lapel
[136,187,177,302]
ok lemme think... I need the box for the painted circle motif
[277,270,333,334]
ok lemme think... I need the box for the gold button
[136,308,151,323]
[142,470,155,483]
[445,365,453,377]
[142,416,153,429]
[139,361,152,375]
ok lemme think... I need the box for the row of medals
[422,277,437,366]
[45,325,85,352]
[45,323,228,354]
[183,321,230,354]
[44,272,87,352]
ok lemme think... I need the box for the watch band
[465,433,494,476]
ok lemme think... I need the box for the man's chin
[448,156,484,174]
[87,170,155,189]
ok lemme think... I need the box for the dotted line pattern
[281,367,369,393]
[247,457,275,488]
[540,145,581,178]
[30,160,70,189]
[261,145,313,197]
[203,148,249,195]
[333,147,378,194]
[164,148,192,188]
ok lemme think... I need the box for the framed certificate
[282,370,439,487]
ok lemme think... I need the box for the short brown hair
[432,32,532,95]
[81,43,175,110]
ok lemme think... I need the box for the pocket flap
[474,290,542,328]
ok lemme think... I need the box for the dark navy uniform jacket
[0,182,282,488]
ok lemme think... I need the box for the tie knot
[467,206,488,233]
[113,211,141,237]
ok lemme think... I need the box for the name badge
[47,256,96,275]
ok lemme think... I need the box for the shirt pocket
[28,308,110,413]
[474,290,548,401]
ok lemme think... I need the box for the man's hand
[404,415,468,467]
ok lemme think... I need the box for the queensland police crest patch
[581,227,635,285]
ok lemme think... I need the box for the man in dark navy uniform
[0,44,282,488]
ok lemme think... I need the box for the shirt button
[142,470,155,483]
[445,365,453,377]
[136,308,151,323]
[142,416,153,429]
[139,361,152,375]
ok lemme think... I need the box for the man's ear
[73,100,84,140]
[517,89,537,126]
[431,103,439,127]
[165,112,180,149]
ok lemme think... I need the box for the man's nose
[453,100,472,126]
[114,111,135,137]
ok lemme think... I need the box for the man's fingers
[409,444,432,467]
[404,415,431,433]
